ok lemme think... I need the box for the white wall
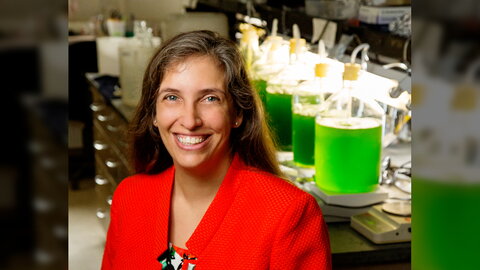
[124,0,185,22]
[69,0,123,21]
[68,0,185,22]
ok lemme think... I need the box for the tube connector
[350,43,370,70]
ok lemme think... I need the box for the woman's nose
[180,103,202,130]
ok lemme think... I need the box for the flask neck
[342,79,358,90]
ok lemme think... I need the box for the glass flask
[252,63,284,111]
[314,63,386,193]
[265,39,310,151]
[292,63,332,167]
[252,36,288,110]
[413,60,480,269]
[266,77,297,151]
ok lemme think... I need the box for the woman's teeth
[177,135,206,145]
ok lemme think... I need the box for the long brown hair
[129,30,281,177]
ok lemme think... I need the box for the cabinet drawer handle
[90,102,105,112]
[94,175,109,186]
[96,208,106,219]
[105,159,119,168]
[93,140,108,150]
[106,195,113,206]
[97,113,113,122]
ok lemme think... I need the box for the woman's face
[154,56,242,173]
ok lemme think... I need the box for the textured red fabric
[101,155,332,269]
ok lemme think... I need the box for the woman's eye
[165,95,178,101]
[205,96,220,102]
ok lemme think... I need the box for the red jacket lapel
[185,154,245,257]
[152,166,175,259]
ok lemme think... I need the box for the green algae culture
[314,117,382,193]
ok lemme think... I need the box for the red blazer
[102,155,331,269]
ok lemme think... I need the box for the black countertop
[330,222,410,266]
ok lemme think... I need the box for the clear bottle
[314,63,385,193]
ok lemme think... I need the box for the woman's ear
[233,114,243,128]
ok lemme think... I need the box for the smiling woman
[154,56,237,176]
[101,30,332,270]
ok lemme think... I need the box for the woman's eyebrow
[158,88,180,95]
[158,88,226,96]
[198,88,228,97]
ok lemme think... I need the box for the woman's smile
[174,134,211,149]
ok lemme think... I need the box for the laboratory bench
[85,72,411,268]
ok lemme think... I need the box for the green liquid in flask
[314,117,382,193]
[413,178,480,270]
[292,105,317,167]
[252,79,267,109]
[266,91,292,151]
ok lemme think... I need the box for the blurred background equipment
[1,0,68,269]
